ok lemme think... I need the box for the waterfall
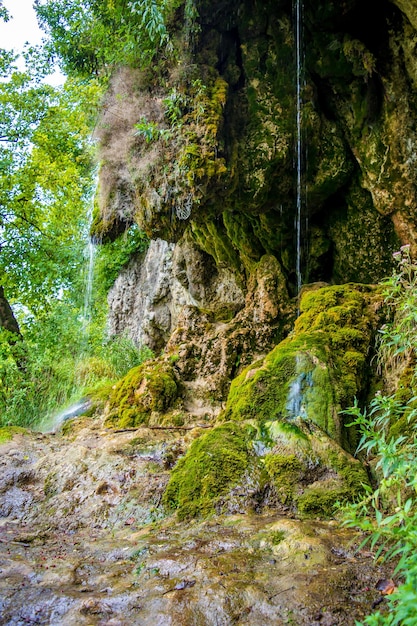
[286,369,312,420]
[82,236,95,339]
[81,197,97,353]
[294,0,305,300]
[291,0,308,421]
[37,204,96,433]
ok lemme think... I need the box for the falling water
[288,2,308,419]
[294,0,305,299]
[82,236,95,337]
[37,196,97,433]
[81,193,97,347]
[286,369,312,420]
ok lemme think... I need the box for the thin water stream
[289,0,308,417]
[81,198,96,345]
[294,0,305,302]
[38,201,97,433]
[82,238,95,335]
[295,0,302,296]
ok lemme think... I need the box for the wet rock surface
[0,423,392,625]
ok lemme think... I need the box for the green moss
[295,451,368,518]
[222,284,378,450]
[0,426,28,443]
[222,210,263,269]
[191,218,242,272]
[386,364,417,440]
[269,530,286,545]
[326,449,369,494]
[105,360,178,428]
[297,483,348,517]
[262,420,369,517]
[163,422,252,520]
[264,453,304,504]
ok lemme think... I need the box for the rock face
[100,0,417,380]
[93,0,416,282]
[91,0,417,530]
[90,0,417,522]
[104,283,378,524]
[108,237,245,353]
[108,239,179,353]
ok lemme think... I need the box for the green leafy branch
[341,248,417,625]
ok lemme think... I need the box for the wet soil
[0,418,392,625]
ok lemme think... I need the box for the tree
[0,285,21,338]
[0,41,102,341]
[0,8,150,428]
[34,0,182,76]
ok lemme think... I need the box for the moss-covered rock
[261,415,370,516]
[0,426,28,443]
[222,283,379,451]
[163,414,369,520]
[163,422,253,520]
[157,282,376,520]
[91,0,417,300]
[264,453,304,504]
[104,360,178,428]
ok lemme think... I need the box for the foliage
[0,6,10,22]
[342,247,417,625]
[134,117,172,143]
[94,223,150,292]
[377,245,417,378]
[0,307,153,429]
[0,43,151,429]
[0,59,102,314]
[34,0,186,76]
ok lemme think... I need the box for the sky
[0,0,64,84]
[0,0,43,51]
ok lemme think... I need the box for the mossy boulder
[163,416,369,521]
[222,283,379,451]
[262,418,369,516]
[104,360,178,428]
[163,422,253,520]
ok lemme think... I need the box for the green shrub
[342,246,417,625]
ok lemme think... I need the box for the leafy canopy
[0,50,102,314]
[34,0,185,76]
[0,5,155,429]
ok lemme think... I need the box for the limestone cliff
[91,0,417,515]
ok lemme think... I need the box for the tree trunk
[0,285,26,370]
[0,285,22,338]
